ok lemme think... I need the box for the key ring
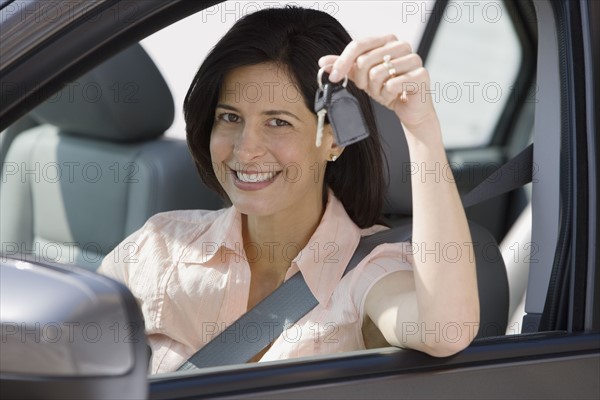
[318,64,348,90]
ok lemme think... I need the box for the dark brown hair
[184,6,386,228]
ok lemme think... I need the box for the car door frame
[0,0,598,399]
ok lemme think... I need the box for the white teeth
[236,170,277,183]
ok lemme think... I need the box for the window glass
[140,0,432,138]
[425,0,521,148]
[0,0,546,385]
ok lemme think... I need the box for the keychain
[314,65,370,148]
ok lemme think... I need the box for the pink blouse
[97,191,413,374]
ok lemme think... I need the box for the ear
[322,124,345,160]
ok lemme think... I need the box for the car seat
[372,101,510,338]
[0,115,38,177]
[500,203,532,334]
[0,43,222,271]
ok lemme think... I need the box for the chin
[229,197,279,217]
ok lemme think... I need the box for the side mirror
[0,257,148,399]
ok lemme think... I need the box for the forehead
[224,63,293,85]
[219,63,304,107]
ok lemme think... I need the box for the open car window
[129,0,532,376]
[0,0,530,368]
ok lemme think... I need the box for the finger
[318,55,339,68]
[329,34,398,82]
[393,53,423,74]
[372,53,423,97]
[380,67,428,107]
[370,53,423,93]
[367,62,390,95]
[358,40,413,76]
[355,41,410,91]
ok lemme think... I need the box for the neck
[242,189,327,271]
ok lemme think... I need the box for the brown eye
[218,113,240,123]
[267,118,290,127]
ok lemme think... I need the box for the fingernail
[329,69,341,82]
[318,58,326,67]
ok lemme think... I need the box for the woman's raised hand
[325,37,480,357]
[319,34,437,133]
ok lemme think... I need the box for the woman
[99,6,479,374]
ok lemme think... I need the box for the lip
[229,168,282,191]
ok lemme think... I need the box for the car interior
[0,43,222,270]
[0,0,540,374]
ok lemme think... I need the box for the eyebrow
[216,104,302,122]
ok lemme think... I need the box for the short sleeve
[349,242,414,322]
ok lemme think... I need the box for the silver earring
[330,154,338,162]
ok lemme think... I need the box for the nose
[233,123,265,162]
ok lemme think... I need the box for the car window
[2,0,598,396]
[140,0,432,139]
[0,0,539,380]
[425,0,522,148]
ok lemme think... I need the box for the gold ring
[382,54,396,79]
[400,90,408,103]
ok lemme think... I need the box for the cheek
[209,132,234,182]
[271,143,308,173]
[209,131,231,162]
[275,143,321,180]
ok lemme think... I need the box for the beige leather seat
[0,43,221,270]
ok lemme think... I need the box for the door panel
[232,355,599,400]
[149,333,600,399]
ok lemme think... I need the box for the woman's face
[210,63,337,219]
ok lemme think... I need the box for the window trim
[0,0,221,131]
[489,0,538,148]
[148,332,600,399]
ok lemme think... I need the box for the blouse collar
[182,189,361,307]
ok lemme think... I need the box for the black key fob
[327,87,370,147]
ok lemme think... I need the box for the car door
[1,1,598,399]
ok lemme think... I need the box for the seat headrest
[372,101,413,215]
[31,43,174,142]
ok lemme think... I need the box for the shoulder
[358,224,415,267]
[347,225,415,311]
[136,208,229,240]
[97,208,230,281]
[131,208,233,253]
[144,208,228,229]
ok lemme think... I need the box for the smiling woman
[210,64,340,220]
[97,5,479,374]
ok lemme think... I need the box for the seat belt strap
[178,269,317,370]
[461,143,533,208]
[178,143,534,371]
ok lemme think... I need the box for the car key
[314,68,370,148]
[314,82,334,147]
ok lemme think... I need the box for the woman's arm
[321,35,479,356]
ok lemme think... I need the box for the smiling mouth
[232,169,281,183]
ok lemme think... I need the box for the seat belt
[178,143,534,371]
[461,144,533,208]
